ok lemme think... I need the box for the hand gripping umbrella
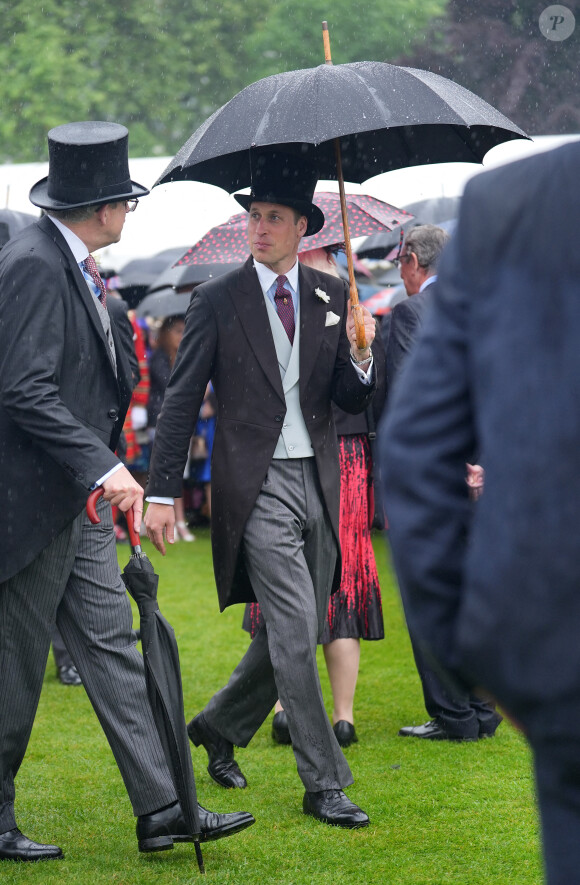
[156,24,528,349]
[86,489,205,873]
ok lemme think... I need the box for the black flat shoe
[136,800,255,852]
[271,711,292,745]
[303,790,369,829]
[398,719,478,741]
[333,720,358,748]
[0,828,63,862]
[57,664,82,686]
[187,712,248,789]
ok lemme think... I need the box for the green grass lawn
[5,531,542,884]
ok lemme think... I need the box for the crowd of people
[1,116,578,885]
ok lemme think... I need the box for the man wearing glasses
[0,122,253,862]
[383,223,501,742]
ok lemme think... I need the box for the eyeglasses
[392,251,411,268]
[124,199,139,213]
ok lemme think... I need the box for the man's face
[398,247,426,296]
[247,202,307,273]
[102,201,128,246]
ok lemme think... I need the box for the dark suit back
[0,217,132,582]
[382,141,580,737]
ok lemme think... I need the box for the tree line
[0,0,578,164]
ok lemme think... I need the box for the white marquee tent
[0,135,577,271]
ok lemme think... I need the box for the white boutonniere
[315,287,330,303]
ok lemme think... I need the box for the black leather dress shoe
[0,828,63,861]
[271,711,292,745]
[478,712,503,738]
[333,720,358,748]
[187,712,248,788]
[398,719,477,741]
[136,800,255,852]
[57,664,82,686]
[303,790,369,829]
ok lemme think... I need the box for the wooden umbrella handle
[322,20,367,351]
[86,487,141,549]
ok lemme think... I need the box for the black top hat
[29,121,149,211]
[234,150,324,237]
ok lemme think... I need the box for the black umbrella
[148,261,239,294]
[359,197,462,259]
[118,247,190,288]
[86,489,204,873]
[135,287,194,318]
[0,208,38,248]
[156,62,528,191]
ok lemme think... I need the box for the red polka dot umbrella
[174,192,414,268]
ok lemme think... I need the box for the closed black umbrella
[156,61,528,191]
[86,489,204,873]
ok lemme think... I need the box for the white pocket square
[325,311,340,327]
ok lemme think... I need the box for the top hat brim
[29,178,150,211]
[234,194,324,237]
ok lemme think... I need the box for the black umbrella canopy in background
[358,195,461,259]
[118,247,189,288]
[135,287,194,318]
[0,208,38,248]
[149,261,237,294]
[156,61,529,191]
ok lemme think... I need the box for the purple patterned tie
[274,275,295,344]
[84,254,107,308]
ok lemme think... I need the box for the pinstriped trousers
[203,459,353,793]
[0,497,176,834]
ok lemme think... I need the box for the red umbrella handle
[86,488,141,548]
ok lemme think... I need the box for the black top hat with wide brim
[234,150,324,237]
[30,121,149,211]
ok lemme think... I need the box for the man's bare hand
[346,301,376,362]
[101,466,144,532]
[144,502,176,556]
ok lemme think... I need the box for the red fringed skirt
[243,434,384,642]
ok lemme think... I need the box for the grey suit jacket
[147,256,376,610]
[0,216,133,582]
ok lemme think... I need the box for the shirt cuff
[146,496,175,505]
[93,461,124,488]
[350,354,374,385]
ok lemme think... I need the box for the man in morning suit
[381,141,580,884]
[0,122,253,862]
[145,151,376,828]
[383,224,501,742]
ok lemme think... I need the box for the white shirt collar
[253,259,300,296]
[47,215,89,264]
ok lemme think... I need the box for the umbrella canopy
[157,61,528,191]
[118,247,189,288]
[149,261,239,293]
[0,208,38,248]
[358,198,461,259]
[86,489,204,872]
[175,193,413,268]
[136,287,193,318]
[363,284,407,315]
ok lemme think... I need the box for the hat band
[47,177,134,203]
